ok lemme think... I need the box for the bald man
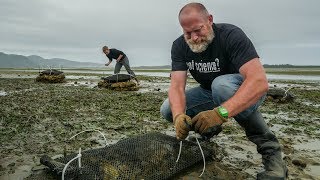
[160,3,287,179]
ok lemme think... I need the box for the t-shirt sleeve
[171,41,188,71]
[225,27,259,70]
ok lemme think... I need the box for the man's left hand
[191,108,227,134]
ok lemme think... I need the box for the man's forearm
[169,71,188,120]
[221,58,268,118]
[106,60,112,66]
[117,54,123,61]
[168,87,186,120]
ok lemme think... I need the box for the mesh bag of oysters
[98,74,139,91]
[40,132,212,180]
[36,69,65,83]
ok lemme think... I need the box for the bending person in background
[102,46,136,77]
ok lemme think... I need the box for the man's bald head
[179,3,209,22]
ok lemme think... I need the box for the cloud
[1,0,320,65]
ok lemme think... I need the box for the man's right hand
[174,113,192,140]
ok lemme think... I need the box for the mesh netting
[41,132,212,180]
[101,74,135,83]
[97,81,139,91]
[35,69,65,83]
[35,74,65,83]
[98,74,139,91]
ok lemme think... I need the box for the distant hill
[0,52,103,68]
[2,52,319,69]
[0,52,34,68]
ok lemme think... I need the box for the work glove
[191,108,227,135]
[174,113,192,140]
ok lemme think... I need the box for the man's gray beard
[185,29,215,53]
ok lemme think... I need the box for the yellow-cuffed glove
[191,108,227,134]
[174,113,192,140]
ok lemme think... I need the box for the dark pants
[114,57,135,76]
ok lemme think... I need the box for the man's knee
[211,74,243,104]
[160,99,173,122]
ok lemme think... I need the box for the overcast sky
[1,0,320,66]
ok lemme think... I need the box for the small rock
[292,159,307,168]
[0,165,6,171]
[283,144,294,155]
[8,162,15,168]
[8,169,15,174]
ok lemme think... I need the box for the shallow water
[293,140,320,151]
[0,91,7,96]
[267,74,320,81]
[308,165,320,177]
[2,69,320,81]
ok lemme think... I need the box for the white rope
[175,137,206,177]
[62,148,82,180]
[47,65,52,75]
[283,87,293,99]
[78,148,82,169]
[196,138,206,177]
[175,141,183,163]
[63,130,107,179]
[69,129,108,146]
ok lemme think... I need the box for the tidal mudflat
[0,70,319,179]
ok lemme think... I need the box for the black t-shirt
[106,48,126,61]
[171,23,259,90]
